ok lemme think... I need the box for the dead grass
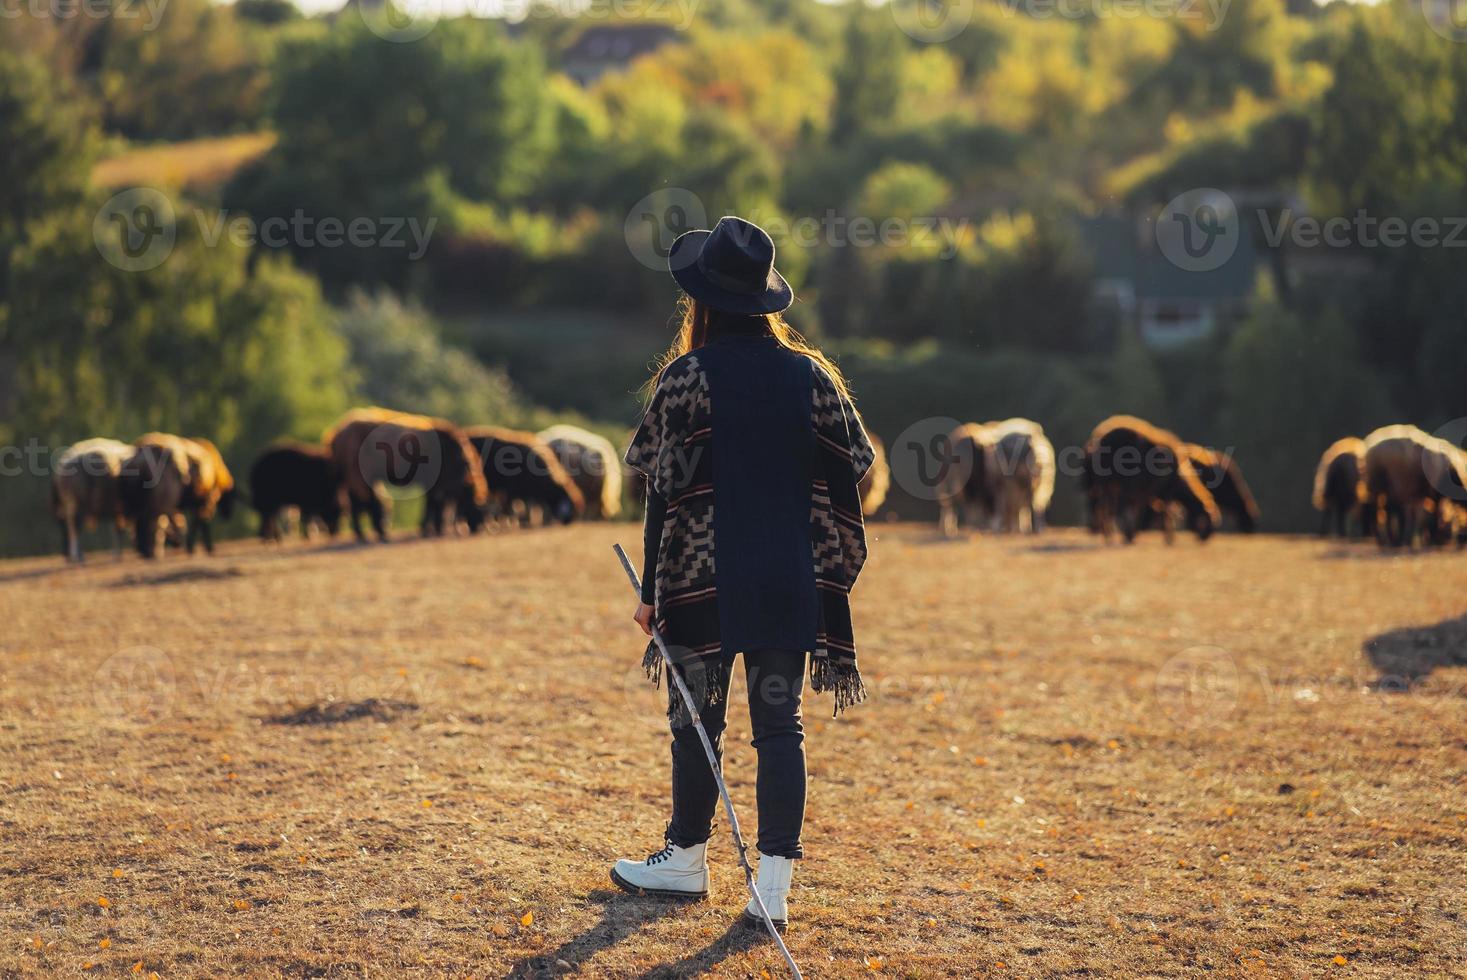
[0,526,1463,978]
[91,133,276,194]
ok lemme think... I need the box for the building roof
[561,24,681,82]
[1078,213,1258,303]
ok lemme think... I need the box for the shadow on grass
[263,697,419,726]
[108,565,245,588]
[0,564,68,584]
[1017,539,1097,554]
[633,917,765,979]
[505,887,684,979]
[1363,614,1467,687]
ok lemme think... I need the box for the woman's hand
[633,602,654,637]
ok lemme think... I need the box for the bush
[334,290,525,428]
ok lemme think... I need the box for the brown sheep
[249,443,343,542]
[1312,437,1368,539]
[51,438,134,563]
[1182,444,1259,533]
[537,424,622,520]
[118,435,191,559]
[326,408,489,542]
[460,426,584,530]
[135,435,237,554]
[937,423,995,535]
[858,433,890,516]
[1083,416,1220,544]
[987,418,1056,534]
[1362,425,1467,548]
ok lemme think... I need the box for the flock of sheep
[45,406,1467,563]
[923,414,1463,550]
[1312,424,1467,548]
[928,414,1256,544]
[48,408,624,562]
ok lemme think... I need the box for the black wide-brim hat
[668,215,793,315]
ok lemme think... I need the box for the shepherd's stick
[612,544,803,980]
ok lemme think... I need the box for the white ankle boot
[742,853,794,929]
[611,840,709,899]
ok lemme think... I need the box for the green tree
[1219,302,1397,531]
[2,207,353,456]
[227,18,553,289]
[335,290,523,427]
[1308,17,1465,216]
[92,0,270,139]
[0,53,95,281]
[832,9,907,140]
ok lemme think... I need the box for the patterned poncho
[625,347,876,718]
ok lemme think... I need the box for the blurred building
[561,24,682,85]
[1079,213,1258,351]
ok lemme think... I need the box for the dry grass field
[1,525,1464,978]
[91,133,277,195]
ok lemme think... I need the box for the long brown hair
[646,294,853,401]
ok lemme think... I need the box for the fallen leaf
[1333,955,1348,966]
[97,898,111,909]
[520,911,534,927]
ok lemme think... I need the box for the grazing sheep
[134,434,238,554]
[1183,444,1259,533]
[1362,425,1467,549]
[858,433,890,516]
[326,408,489,542]
[537,424,623,520]
[51,438,134,563]
[986,418,1055,534]
[1083,415,1220,544]
[460,426,584,530]
[937,423,995,535]
[250,443,343,542]
[118,436,191,559]
[1312,437,1368,539]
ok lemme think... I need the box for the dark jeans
[666,649,807,859]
